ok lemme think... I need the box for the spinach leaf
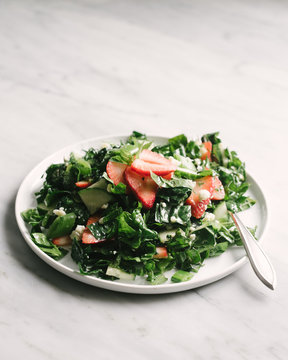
[69,154,91,176]
[56,195,89,225]
[209,241,229,257]
[154,203,191,225]
[151,172,196,189]
[131,209,158,240]
[128,131,147,141]
[45,164,66,189]
[110,137,152,165]
[21,208,43,232]
[32,233,67,260]
[84,147,111,182]
[169,134,188,156]
[201,132,221,144]
[156,187,192,204]
[185,140,201,159]
[71,239,116,277]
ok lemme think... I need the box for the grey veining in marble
[1,0,288,359]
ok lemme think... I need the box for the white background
[0,1,287,359]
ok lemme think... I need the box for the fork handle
[230,212,276,290]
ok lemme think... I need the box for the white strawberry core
[199,189,211,201]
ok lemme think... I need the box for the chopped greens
[21,131,256,284]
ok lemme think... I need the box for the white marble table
[1,0,287,359]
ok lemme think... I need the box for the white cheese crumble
[161,202,167,208]
[199,189,211,201]
[101,143,111,149]
[189,225,196,232]
[189,234,196,240]
[101,203,109,209]
[159,229,177,243]
[203,212,215,222]
[53,207,66,217]
[98,218,104,224]
[170,216,177,223]
[70,225,86,241]
[197,165,203,172]
[194,158,201,166]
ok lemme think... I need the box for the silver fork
[229,212,276,290]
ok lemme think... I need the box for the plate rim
[15,134,269,294]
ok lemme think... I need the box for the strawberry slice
[86,214,102,226]
[153,247,168,259]
[75,181,91,188]
[125,166,158,209]
[186,176,215,218]
[200,141,212,161]
[52,235,72,246]
[82,214,106,244]
[131,149,177,176]
[139,149,172,165]
[106,161,127,185]
[162,172,174,180]
[131,159,176,176]
[211,177,225,200]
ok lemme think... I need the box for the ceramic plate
[15,135,268,294]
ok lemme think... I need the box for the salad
[21,131,256,285]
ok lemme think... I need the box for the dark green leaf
[31,233,67,260]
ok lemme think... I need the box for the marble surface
[1,0,288,359]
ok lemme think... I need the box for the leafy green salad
[21,131,256,284]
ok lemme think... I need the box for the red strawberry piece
[82,230,100,244]
[211,177,225,200]
[125,166,158,209]
[131,159,176,176]
[162,172,174,180]
[82,214,106,244]
[153,247,168,259]
[131,149,177,176]
[75,181,91,188]
[52,235,72,246]
[139,149,172,165]
[200,141,212,161]
[106,161,128,185]
[186,176,215,218]
[86,214,102,226]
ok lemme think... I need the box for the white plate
[15,135,268,294]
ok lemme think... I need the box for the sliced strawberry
[106,161,127,185]
[162,172,174,180]
[125,166,158,209]
[139,149,172,165]
[131,159,176,176]
[82,230,100,244]
[75,181,91,188]
[153,247,168,259]
[52,235,72,246]
[86,214,102,226]
[82,214,106,244]
[186,176,215,218]
[131,149,177,177]
[200,141,212,161]
[211,177,225,200]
